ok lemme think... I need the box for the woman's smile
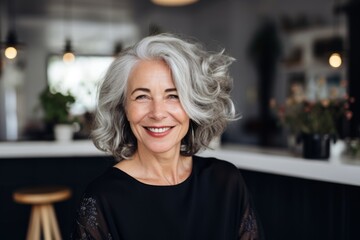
[143,126,174,138]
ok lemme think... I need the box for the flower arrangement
[270,96,354,136]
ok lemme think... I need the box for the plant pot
[54,124,74,142]
[209,136,221,149]
[330,139,346,160]
[301,133,331,160]
[287,134,302,156]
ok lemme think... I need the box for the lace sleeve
[236,169,261,240]
[238,205,260,240]
[71,195,113,240]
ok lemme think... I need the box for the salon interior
[0,0,359,239]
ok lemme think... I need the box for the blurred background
[1,0,360,239]
[1,0,358,147]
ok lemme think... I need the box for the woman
[72,33,261,240]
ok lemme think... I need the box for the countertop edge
[1,140,360,186]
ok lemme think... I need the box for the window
[47,55,114,115]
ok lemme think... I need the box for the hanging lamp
[329,0,345,68]
[329,52,342,68]
[151,0,199,7]
[63,39,75,63]
[4,30,18,60]
[2,0,24,60]
[62,0,75,63]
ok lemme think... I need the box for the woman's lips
[144,126,173,137]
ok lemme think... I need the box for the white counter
[0,140,107,158]
[200,146,360,187]
[1,140,360,187]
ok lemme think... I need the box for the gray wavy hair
[92,33,237,160]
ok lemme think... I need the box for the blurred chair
[13,186,72,240]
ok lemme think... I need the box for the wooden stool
[13,186,72,240]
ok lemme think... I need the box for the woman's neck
[134,149,192,185]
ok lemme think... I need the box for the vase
[301,134,331,160]
[209,136,221,149]
[330,140,346,160]
[54,124,74,142]
[287,134,302,156]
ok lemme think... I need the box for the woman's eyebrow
[165,88,177,92]
[131,88,150,95]
[131,88,177,95]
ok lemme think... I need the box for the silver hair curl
[92,33,237,160]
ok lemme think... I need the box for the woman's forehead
[127,60,175,90]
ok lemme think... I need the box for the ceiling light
[4,30,19,60]
[5,47,17,59]
[63,39,75,63]
[151,0,199,7]
[329,52,342,68]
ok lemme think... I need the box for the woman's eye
[135,95,149,100]
[168,94,179,100]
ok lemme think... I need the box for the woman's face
[125,60,190,155]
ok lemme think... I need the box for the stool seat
[13,186,71,240]
[14,186,71,205]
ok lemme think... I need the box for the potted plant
[39,86,76,141]
[271,96,354,159]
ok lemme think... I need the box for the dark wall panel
[1,157,359,239]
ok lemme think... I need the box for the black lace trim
[240,208,258,234]
[79,197,99,229]
[71,196,113,240]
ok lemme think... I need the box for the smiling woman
[71,33,262,240]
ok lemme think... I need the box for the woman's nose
[148,99,167,120]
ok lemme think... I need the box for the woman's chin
[141,143,180,155]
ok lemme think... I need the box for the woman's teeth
[147,127,170,133]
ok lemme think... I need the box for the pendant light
[329,0,344,68]
[329,52,342,68]
[2,0,23,60]
[63,39,75,63]
[151,0,199,7]
[4,30,18,60]
[62,0,75,63]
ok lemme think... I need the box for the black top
[71,156,260,240]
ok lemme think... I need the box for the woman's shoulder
[193,155,241,179]
[194,155,238,170]
[83,167,131,197]
[192,155,246,192]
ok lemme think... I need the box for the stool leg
[27,205,41,240]
[40,205,52,240]
[47,204,62,240]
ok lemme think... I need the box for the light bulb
[5,47,17,59]
[329,53,342,68]
[151,0,198,6]
[63,52,75,63]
